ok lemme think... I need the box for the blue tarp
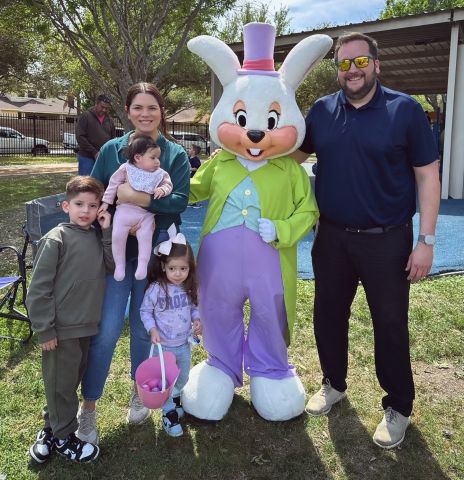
[181,199,464,279]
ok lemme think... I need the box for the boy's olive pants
[41,337,90,439]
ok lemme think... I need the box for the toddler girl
[140,226,202,437]
[99,135,173,281]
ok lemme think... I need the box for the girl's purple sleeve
[140,284,158,333]
[191,303,200,321]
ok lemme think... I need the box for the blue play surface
[181,199,464,279]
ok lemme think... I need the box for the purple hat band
[237,23,280,77]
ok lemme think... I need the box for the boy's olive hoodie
[26,223,113,343]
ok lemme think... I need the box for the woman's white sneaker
[127,384,151,425]
[77,407,99,444]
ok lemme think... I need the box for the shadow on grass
[189,395,333,479]
[30,394,332,480]
[328,398,450,480]
[31,415,197,480]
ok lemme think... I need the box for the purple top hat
[237,23,280,77]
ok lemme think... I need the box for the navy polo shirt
[300,82,438,228]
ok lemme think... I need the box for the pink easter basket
[135,343,180,409]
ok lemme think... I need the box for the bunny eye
[234,109,247,128]
[267,110,279,130]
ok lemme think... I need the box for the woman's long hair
[147,242,198,306]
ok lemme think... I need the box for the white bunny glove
[257,218,277,243]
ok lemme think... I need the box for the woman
[78,83,190,443]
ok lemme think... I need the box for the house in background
[0,94,78,146]
[0,94,78,120]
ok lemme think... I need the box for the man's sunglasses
[335,55,374,72]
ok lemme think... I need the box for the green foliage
[218,1,292,44]
[380,0,464,18]
[166,86,211,121]
[413,94,444,112]
[2,0,237,123]
[0,1,42,93]
[164,1,294,119]
[296,60,339,113]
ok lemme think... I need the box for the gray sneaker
[127,384,151,425]
[76,408,99,445]
[373,407,410,449]
[305,380,346,416]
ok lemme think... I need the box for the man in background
[76,95,116,175]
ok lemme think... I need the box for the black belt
[321,218,410,234]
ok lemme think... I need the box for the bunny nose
[247,130,265,143]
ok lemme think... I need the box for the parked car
[63,127,124,150]
[0,127,49,154]
[171,132,210,155]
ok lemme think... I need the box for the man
[293,32,440,449]
[76,94,116,175]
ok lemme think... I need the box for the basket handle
[149,343,167,391]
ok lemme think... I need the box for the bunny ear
[188,36,240,87]
[279,34,333,91]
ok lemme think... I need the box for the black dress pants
[311,220,415,417]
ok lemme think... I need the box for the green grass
[0,156,75,166]
[0,277,462,479]
[0,173,74,213]
[0,173,74,275]
[0,171,463,479]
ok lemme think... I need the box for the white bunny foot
[250,375,306,421]
[181,361,235,420]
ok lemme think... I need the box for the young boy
[26,176,113,464]
[188,145,202,208]
[188,144,201,177]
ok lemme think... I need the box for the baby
[100,135,173,281]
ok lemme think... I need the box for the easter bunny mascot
[181,23,332,421]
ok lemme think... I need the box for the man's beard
[340,73,377,101]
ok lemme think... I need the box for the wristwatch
[418,234,435,246]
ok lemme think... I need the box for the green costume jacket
[190,150,319,340]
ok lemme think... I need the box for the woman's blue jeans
[81,230,169,401]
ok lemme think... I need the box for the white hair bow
[153,223,186,256]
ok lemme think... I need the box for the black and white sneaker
[162,410,183,437]
[173,396,185,419]
[29,427,56,464]
[55,432,99,463]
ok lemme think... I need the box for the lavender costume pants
[198,225,296,387]
[112,203,154,280]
